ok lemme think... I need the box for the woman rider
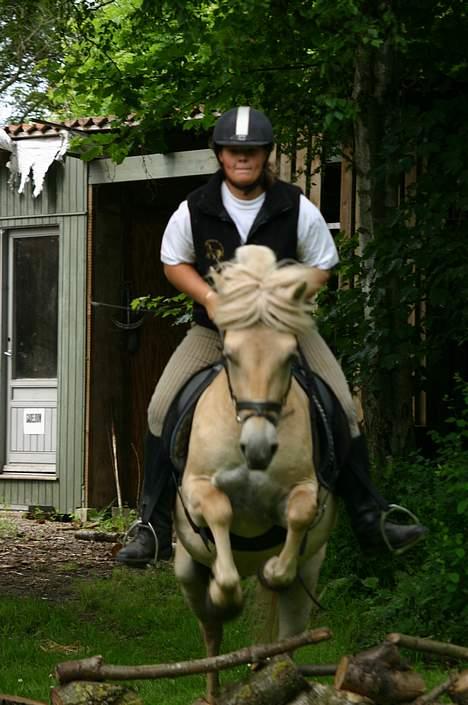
[116,106,427,567]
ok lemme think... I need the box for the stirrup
[122,518,160,566]
[379,504,424,555]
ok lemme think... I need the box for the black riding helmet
[212,106,274,150]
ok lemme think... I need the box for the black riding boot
[115,432,175,568]
[338,436,428,554]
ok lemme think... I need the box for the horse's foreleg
[186,478,242,610]
[262,483,317,589]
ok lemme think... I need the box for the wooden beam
[88,149,218,184]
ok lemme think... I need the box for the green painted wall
[0,154,88,513]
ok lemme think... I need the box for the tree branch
[55,627,332,685]
[386,634,468,662]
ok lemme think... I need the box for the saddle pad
[162,361,350,491]
[161,363,224,474]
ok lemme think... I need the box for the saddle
[162,360,351,492]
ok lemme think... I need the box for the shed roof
[3,116,136,139]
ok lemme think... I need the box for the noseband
[222,356,293,426]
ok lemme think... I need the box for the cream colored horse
[174,245,337,703]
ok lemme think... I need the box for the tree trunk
[352,35,415,460]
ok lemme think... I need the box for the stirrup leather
[379,504,424,555]
[122,518,160,565]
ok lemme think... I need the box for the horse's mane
[210,245,315,335]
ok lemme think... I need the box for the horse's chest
[213,465,286,525]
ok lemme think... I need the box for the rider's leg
[115,325,222,567]
[115,432,174,567]
[298,327,428,553]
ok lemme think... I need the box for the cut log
[50,682,142,705]
[449,671,468,705]
[289,682,372,705]
[350,642,403,669]
[386,634,468,662]
[218,655,307,705]
[335,654,426,705]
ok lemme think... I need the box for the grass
[0,515,18,540]
[0,563,449,703]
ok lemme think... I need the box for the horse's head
[211,245,316,471]
[222,324,298,469]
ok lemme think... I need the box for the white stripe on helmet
[235,106,250,139]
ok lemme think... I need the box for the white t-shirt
[161,181,339,270]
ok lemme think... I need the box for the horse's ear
[292,281,307,301]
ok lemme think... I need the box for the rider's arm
[163,263,218,319]
[297,195,337,297]
[304,267,331,297]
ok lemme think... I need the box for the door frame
[1,226,59,475]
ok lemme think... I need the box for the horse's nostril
[271,443,279,456]
[240,443,246,456]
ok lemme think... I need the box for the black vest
[187,170,302,328]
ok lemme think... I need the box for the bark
[50,682,142,705]
[335,654,426,704]
[386,634,468,661]
[218,655,307,705]
[352,37,414,458]
[55,628,331,684]
[289,683,372,705]
[449,671,468,705]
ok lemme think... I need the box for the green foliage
[0,1,101,121]
[322,381,468,645]
[132,292,193,325]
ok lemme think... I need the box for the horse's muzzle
[240,417,278,470]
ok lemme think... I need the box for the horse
[173,245,337,703]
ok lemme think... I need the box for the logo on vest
[205,239,225,264]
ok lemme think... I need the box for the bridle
[221,350,294,427]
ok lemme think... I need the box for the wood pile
[4,631,468,705]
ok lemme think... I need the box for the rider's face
[218,146,269,194]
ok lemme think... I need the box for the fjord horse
[173,245,337,702]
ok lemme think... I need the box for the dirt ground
[0,511,120,601]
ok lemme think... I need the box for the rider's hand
[204,290,219,321]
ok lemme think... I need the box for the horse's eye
[288,352,299,365]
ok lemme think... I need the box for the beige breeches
[148,324,360,437]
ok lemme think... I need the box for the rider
[115,106,428,568]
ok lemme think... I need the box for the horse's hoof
[205,581,243,621]
[257,560,293,592]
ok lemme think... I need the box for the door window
[13,235,58,379]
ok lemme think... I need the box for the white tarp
[6,131,69,198]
